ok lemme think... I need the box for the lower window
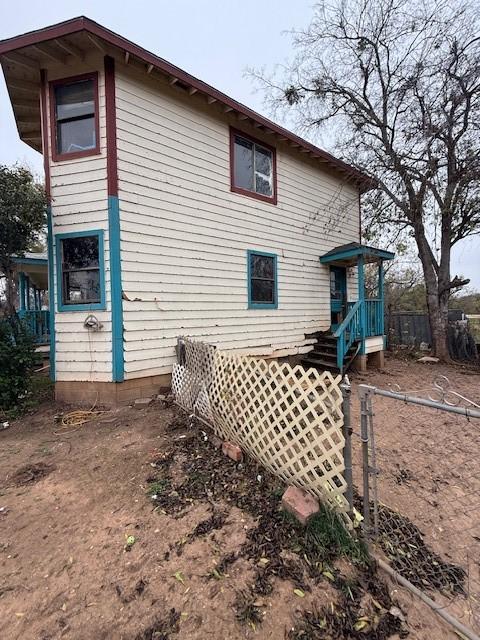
[56,230,105,311]
[247,250,278,309]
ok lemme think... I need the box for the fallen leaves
[173,571,185,585]
[125,534,136,550]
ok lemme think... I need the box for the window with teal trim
[56,230,106,311]
[247,250,278,309]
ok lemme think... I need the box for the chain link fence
[355,378,480,639]
[172,337,480,636]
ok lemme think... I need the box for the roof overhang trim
[320,245,395,266]
[12,256,48,267]
[0,16,374,191]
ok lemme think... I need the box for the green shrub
[0,316,37,412]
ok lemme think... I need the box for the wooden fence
[386,309,465,347]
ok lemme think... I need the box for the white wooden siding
[46,57,112,382]
[116,66,361,380]
[365,336,384,354]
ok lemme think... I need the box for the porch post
[25,276,31,310]
[18,272,26,311]
[358,256,366,354]
[378,261,385,338]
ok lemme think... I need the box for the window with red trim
[230,129,277,203]
[50,73,100,161]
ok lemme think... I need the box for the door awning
[320,242,395,267]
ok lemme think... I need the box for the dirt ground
[0,357,476,639]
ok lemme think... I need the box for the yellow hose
[60,409,106,427]
[54,396,109,434]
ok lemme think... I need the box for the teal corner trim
[247,249,278,310]
[108,195,124,382]
[55,229,106,312]
[46,206,56,381]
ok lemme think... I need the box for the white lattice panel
[173,339,349,514]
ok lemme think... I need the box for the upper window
[50,73,99,161]
[247,250,278,309]
[230,129,277,204]
[56,231,105,311]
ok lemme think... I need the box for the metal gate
[357,377,480,639]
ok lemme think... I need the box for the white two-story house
[0,17,393,405]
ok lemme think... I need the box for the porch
[303,243,395,373]
[12,253,50,346]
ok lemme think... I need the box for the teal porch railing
[333,300,362,371]
[333,299,384,371]
[17,310,50,344]
[365,299,383,337]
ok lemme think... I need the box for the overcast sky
[0,0,478,290]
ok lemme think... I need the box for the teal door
[330,266,347,330]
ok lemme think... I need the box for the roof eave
[320,245,395,265]
[0,16,374,189]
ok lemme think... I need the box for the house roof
[0,16,374,192]
[320,242,395,266]
[12,252,48,265]
[11,253,48,290]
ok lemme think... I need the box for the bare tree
[252,0,480,359]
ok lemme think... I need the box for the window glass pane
[62,236,99,270]
[255,146,272,177]
[234,136,254,191]
[255,173,272,196]
[330,271,337,297]
[330,269,344,299]
[251,254,274,279]
[57,116,96,154]
[63,270,100,304]
[254,146,273,196]
[251,278,274,303]
[55,79,94,120]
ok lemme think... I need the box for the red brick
[222,441,243,462]
[282,486,319,526]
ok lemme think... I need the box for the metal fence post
[359,384,371,533]
[355,380,480,640]
[366,394,379,538]
[341,376,353,513]
[176,337,186,365]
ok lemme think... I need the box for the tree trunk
[425,285,450,360]
[2,265,17,317]
[414,224,450,360]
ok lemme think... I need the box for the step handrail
[333,299,362,338]
[333,299,363,371]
